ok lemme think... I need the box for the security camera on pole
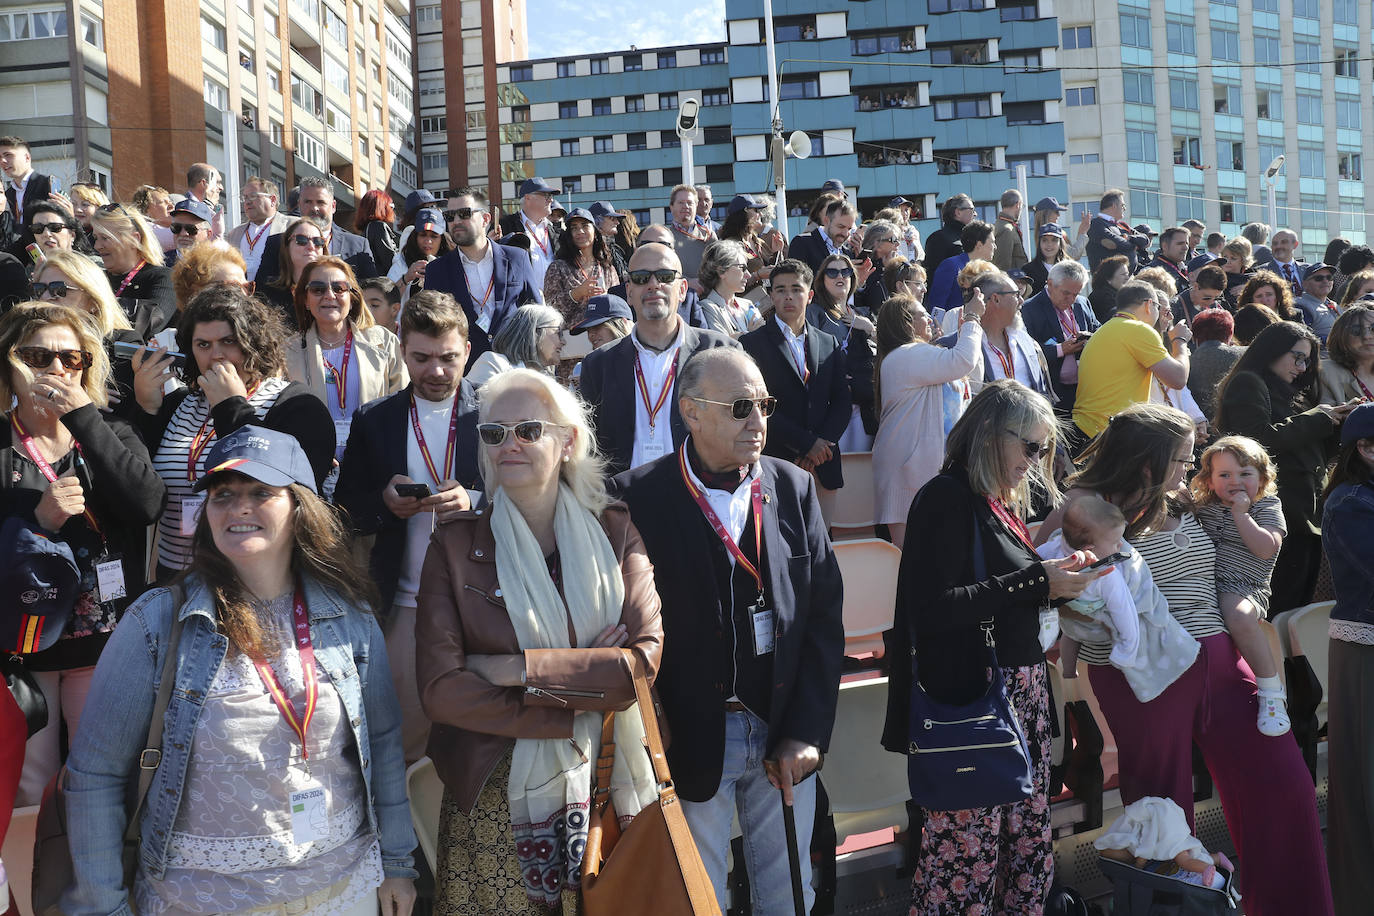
[677,98,701,188]
[1264,154,1285,233]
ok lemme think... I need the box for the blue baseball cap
[589,201,623,221]
[889,196,911,207]
[1033,197,1069,213]
[726,194,765,216]
[1038,223,1066,238]
[414,208,445,233]
[1300,262,1336,283]
[1342,403,1374,445]
[571,294,633,334]
[195,426,318,495]
[0,517,80,655]
[821,179,847,195]
[518,177,561,197]
[404,189,437,218]
[172,198,215,223]
[566,207,595,225]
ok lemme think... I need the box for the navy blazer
[613,454,844,802]
[334,382,482,617]
[423,242,541,369]
[1019,289,1101,404]
[579,323,739,476]
[785,228,838,275]
[254,224,380,287]
[740,319,851,490]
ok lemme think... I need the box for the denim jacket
[61,575,418,916]
[1323,480,1374,642]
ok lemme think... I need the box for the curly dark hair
[176,286,287,388]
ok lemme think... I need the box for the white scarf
[491,484,658,903]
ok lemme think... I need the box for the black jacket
[786,228,842,275]
[1142,254,1190,294]
[0,251,27,310]
[922,218,965,276]
[334,382,482,616]
[109,264,177,340]
[1020,258,1050,297]
[614,454,843,802]
[364,219,400,275]
[5,172,55,222]
[499,211,563,253]
[808,303,877,435]
[253,225,380,288]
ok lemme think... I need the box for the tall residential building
[412,0,527,200]
[495,44,736,225]
[0,0,417,210]
[723,0,1068,237]
[1060,0,1368,247]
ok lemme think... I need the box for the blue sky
[524,0,726,59]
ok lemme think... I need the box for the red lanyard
[321,331,354,413]
[11,414,101,537]
[1055,307,1078,340]
[1356,375,1374,400]
[113,260,146,298]
[634,347,679,430]
[678,443,764,596]
[672,221,703,240]
[252,585,319,762]
[522,217,550,256]
[1157,377,1175,407]
[410,393,459,486]
[987,496,1035,552]
[463,261,496,310]
[986,340,1015,379]
[186,383,261,481]
[244,222,270,252]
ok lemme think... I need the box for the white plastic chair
[405,757,443,874]
[830,450,875,539]
[1287,600,1335,727]
[833,538,901,658]
[819,677,909,844]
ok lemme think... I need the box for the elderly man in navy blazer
[253,176,378,284]
[1019,259,1100,415]
[614,346,843,915]
[579,240,738,475]
[423,186,542,371]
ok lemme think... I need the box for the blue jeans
[680,710,816,915]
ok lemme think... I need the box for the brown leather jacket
[415,500,664,813]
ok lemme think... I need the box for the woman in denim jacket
[62,426,417,916]
[1321,404,1374,913]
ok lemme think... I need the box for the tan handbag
[581,649,721,915]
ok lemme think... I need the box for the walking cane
[766,759,807,916]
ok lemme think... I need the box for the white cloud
[526,0,725,58]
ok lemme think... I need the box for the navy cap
[414,207,445,233]
[518,177,561,197]
[1342,403,1374,445]
[172,198,215,223]
[0,516,80,654]
[889,196,911,207]
[571,294,632,333]
[404,189,437,218]
[1133,224,1156,236]
[1033,197,1069,213]
[1301,262,1336,282]
[1187,252,1220,272]
[726,194,765,216]
[550,200,567,216]
[566,207,595,224]
[821,179,847,195]
[1038,223,1066,238]
[589,201,624,221]
[195,426,318,495]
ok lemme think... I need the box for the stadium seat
[833,538,901,658]
[406,757,443,874]
[2,805,39,916]
[830,450,876,539]
[1287,600,1335,727]
[819,677,910,844]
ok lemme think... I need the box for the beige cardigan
[285,324,409,410]
[1319,361,1369,406]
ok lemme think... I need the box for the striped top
[152,379,290,570]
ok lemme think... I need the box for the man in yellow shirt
[1072,280,1192,445]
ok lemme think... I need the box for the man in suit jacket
[579,241,738,475]
[253,176,378,286]
[1086,188,1149,272]
[0,136,58,222]
[1140,226,1191,295]
[740,259,851,495]
[335,289,480,760]
[786,198,857,274]
[225,176,292,277]
[423,187,541,370]
[1019,259,1100,415]
[498,176,562,291]
[613,346,843,914]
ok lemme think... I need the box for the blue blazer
[254,224,380,288]
[1019,289,1100,404]
[612,454,844,802]
[423,243,541,369]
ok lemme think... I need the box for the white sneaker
[1257,689,1291,737]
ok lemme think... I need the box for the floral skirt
[434,751,581,916]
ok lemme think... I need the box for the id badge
[751,605,775,656]
[180,495,206,536]
[333,418,352,448]
[290,784,328,845]
[95,555,126,603]
[640,439,666,462]
[1037,607,1060,654]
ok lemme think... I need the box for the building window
[1220,196,1245,223]
[1169,77,1199,111]
[1294,42,1321,74]
[1126,128,1157,163]
[999,0,1039,22]
[387,73,411,109]
[930,42,987,65]
[704,126,730,145]
[1068,153,1100,164]
[625,95,645,112]
[562,177,581,194]
[1334,0,1357,23]
[465,109,485,129]
[416,3,441,22]
[1253,34,1280,65]
[324,4,347,44]
[268,66,281,92]
[1002,51,1041,73]
[622,54,642,71]
[201,16,226,50]
[1257,88,1282,120]
[560,139,579,156]
[1341,202,1365,233]
[1335,47,1359,78]
[1119,14,1150,49]
[270,120,284,146]
[1299,147,1325,178]
[662,167,682,185]
[1173,136,1201,167]
[559,101,578,118]
[627,132,647,150]
[421,115,446,133]
[705,163,732,182]
[700,48,725,64]
[324,54,350,94]
[1296,91,1322,125]
[935,149,995,175]
[933,97,991,120]
[1218,140,1244,171]
[1339,152,1362,180]
[929,0,980,11]
[1292,0,1319,19]
[766,75,819,101]
[659,93,678,111]
[557,61,575,78]
[510,65,532,80]
[1214,83,1241,114]
[1129,189,1161,220]
[1176,192,1205,221]
[701,89,730,106]
[422,152,448,171]
[292,74,323,116]
[295,129,325,170]
[1253,0,1277,9]
[658,51,676,68]
[592,98,612,115]
[590,57,609,74]
[512,143,532,161]
[1004,101,1045,125]
[1211,28,1239,62]
[851,29,918,55]
[596,173,615,191]
[1165,20,1195,55]
[1006,155,1048,177]
[594,136,613,153]
[80,13,101,47]
[628,170,649,189]
[1060,26,1091,49]
[1337,98,1361,129]
[660,131,680,149]
[204,77,228,110]
[1064,86,1096,107]
[419,77,443,96]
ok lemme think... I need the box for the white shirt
[684,452,760,548]
[983,333,1032,385]
[396,392,457,609]
[9,170,33,212]
[521,214,554,290]
[238,219,275,276]
[775,315,808,381]
[459,242,497,331]
[628,323,685,470]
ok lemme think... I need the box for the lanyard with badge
[182,383,262,535]
[677,443,774,655]
[410,393,459,486]
[12,414,125,605]
[634,347,679,461]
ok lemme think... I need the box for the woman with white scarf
[416,368,664,914]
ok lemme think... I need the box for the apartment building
[1059,0,1371,246]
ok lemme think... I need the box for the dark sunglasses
[627,268,682,286]
[30,223,68,235]
[689,396,777,419]
[169,224,203,236]
[1007,429,1051,459]
[443,207,486,221]
[822,266,854,279]
[305,280,353,296]
[292,234,327,249]
[97,203,131,215]
[478,420,563,446]
[16,347,93,371]
[31,281,71,299]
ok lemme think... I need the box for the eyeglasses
[1006,430,1050,459]
[169,224,203,237]
[443,207,487,221]
[1348,322,1374,338]
[97,203,132,215]
[29,223,67,235]
[240,193,270,203]
[627,269,682,286]
[822,266,854,279]
[305,280,353,296]
[538,325,565,337]
[989,288,1022,299]
[689,396,778,419]
[1174,457,1197,469]
[31,281,71,299]
[956,205,975,213]
[292,234,327,249]
[477,420,564,446]
[16,347,93,371]
[1288,350,1311,367]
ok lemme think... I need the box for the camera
[676,98,700,135]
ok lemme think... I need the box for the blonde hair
[1189,435,1278,505]
[69,183,110,209]
[1222,237,1253,269]
[89,203,165,267]
[172,241,247,310]
[957,257,998,290]
[35,250,131,337]
[477,368,608,514]
[1134,266,1178,299]
[0,302,111,410]
[942,378,1060,514]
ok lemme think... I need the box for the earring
[562,455,570,463]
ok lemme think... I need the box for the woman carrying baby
[1037,402,1332,915]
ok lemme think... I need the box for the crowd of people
[0,127,1368,915]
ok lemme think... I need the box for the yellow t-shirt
[1072,315,1170,437]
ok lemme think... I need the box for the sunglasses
[627,268,682,286]
[306,280,353,296]
[31,281,71,299]
[169,223,203,236]
[292,234,327,249]
[443,207,486,221]
[477,420,564,446]
[689,396,777,419]
[16,346,93,371]
[1006,429,1051,459]
[30,223,68,235]
[822,266,854,279]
